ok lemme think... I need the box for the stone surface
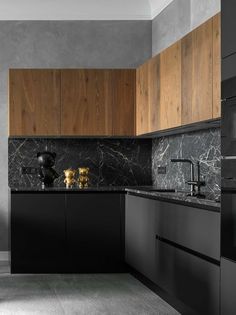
[152,0,220,56]
[9,139,152,188]
[0,273,180,315]
[0,20,151,251]
[152,128,221,198]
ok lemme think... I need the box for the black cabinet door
[66,193,124,272]
[156,239,220,315]
[222,0,236,58]
[11,192,66,273]
[125,194,158,282]
[221,258,236,315]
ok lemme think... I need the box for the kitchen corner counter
[10,185,220,212]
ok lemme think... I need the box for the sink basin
[141,188,176,193]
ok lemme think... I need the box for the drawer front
[156,239,220,315]
[156,202,220,260]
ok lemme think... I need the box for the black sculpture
[37,151,59,188]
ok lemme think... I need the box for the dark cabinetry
[11,192,66,273]
[156,239,220,315]
[125,194,220,314]
[11,192,125,273]
[222,0,236,59]
[221,258,236,315]
[125,194,158,281]
[66,193,124,272]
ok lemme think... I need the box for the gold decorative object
[64,169,76,188]
[78,167,89,189]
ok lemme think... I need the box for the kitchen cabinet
[11,192,66,273]
[9,69,135,137]
[221,258,236,315]
[61,69,135,136]
[66,193,125,272]
[11,191,125,273]
[125,194,158,281]
[9,69,61,136]
[181,18,213,124]
[156,239,220,315]
[156,201,220,261]
[213,13,221,118]
[136,55,160,135]
[222,0,236,59]
[160,41,182,130]
[125,193,220,314]
[61,69,112,136]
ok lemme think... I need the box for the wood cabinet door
[9,69,61,136]
[160,41,182,130]
[181,19,213,125]
[136,61,149,135]
[136,55,160,135]
[110,70,135,136]
[213,13,221,118]
[61,69,112,136]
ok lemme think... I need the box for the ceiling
[0,0,174,20]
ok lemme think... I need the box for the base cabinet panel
[221,258,236,315]
[11,193,66,273]
[155,239,220,315]
[66,193,125,272]
[125,194,158,281]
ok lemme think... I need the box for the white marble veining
[152,128,221,197]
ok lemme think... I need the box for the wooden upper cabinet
[61,69,135,136]
[61,69,112,136]
[109,70,136,136]
[213,13,221,118]
[160,41,182,130]
[9,69,61,136]
[136,55,160,135]
[136,61,149,135]
[181,19,213,125]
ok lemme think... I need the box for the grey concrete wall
[152,0,221,56]
[0,20,152,251]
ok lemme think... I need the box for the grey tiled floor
[0,273,180,315]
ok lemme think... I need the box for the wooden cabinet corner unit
[136,13,221,135]
[9,14,220,137]
[9,69,136,137]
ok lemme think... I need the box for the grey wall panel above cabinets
[152,0,220,56]
[1,20,152,252]
[152,0,191,56]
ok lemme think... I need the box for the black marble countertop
[10,185,220,212]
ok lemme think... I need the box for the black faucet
[171,159,205,197]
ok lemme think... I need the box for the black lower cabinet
[11,192,125,273]
[125,194,158,281]
[221,258,236,315]
[66,193,125,272]
[156,239,220,315]
[11,192,66,273]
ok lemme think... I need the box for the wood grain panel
[192,19,213,122]
[148,55,161,132]
[213,13,221,118]
[9,69,61,136]
[160,42,181,130]
[61,69,112,136]
[110,70,136,136]
[136,62,149,135]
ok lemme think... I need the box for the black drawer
[155,239,220,315]
[156,202,220,261]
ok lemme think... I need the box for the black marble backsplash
[9,138,152,188]
[152,128,221,196]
